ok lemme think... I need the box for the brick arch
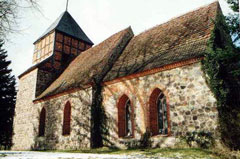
[39,107,46,136]
[149,88,170,136]
[148,85,168,97]
[117,94,134,138]
[62,101,71,135]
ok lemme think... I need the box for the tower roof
[34,11,94,45]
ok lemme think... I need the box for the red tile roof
[37,27,134,99]
[104,1,221,82]
[37,1,221,99]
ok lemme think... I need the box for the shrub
[182,131,215,149]
[213,147,240,159]
[139,130,152,149]
[202,13,240,150]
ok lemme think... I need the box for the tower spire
[66,0,69,11]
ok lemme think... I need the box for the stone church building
[12,2,223,150]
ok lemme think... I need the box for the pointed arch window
[157,92,168,134]
[149,88,169,136]
[125,99,133,137]
[118,95,134,138]
[63,101,71,135]
[39,107,46,137]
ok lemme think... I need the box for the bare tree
[0,0,39,39]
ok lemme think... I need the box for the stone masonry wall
[12,66,92,150]
[33,88,92,150]
[12,69,38,150]
[102,62,218,148]
[13,61,218,150]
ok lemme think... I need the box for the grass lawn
[48,147,223,159]
[0,154,7,157]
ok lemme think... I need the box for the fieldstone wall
[13,61,218,150]
[102,62,218,148]
[12,69,38,150]
[33,88,92,150]
[12,66,92,150]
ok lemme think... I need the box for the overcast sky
[4,0,231,82]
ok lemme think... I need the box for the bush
[139,130,152,149]
[213,147,240,159]
[202,13,240,150]
[182,131,215,149]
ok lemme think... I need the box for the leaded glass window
[157,92,168,135]
[125,99,133,137]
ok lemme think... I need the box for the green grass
[43,147,223,159]
[0,153,7,157]
[142,148,220,159]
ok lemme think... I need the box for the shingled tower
[12,11,93,150]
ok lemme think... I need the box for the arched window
[118,94,134,138]
[149,88,169,136]
[125,99,133,137]
[63,101,71,135]
[39,107,46,136]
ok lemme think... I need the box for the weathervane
[66,0,69,11]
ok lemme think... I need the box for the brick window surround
[117,94,134,138]
[62,101,71,135]
[149,88,170,136]
[39,107,46,136]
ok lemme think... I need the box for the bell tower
[19,10,93,97]
[30,11,94,96]
[32,11,93,70]
[13,9,94,150]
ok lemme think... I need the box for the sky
[4,0,231,83]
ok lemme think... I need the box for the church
[12,2,223,150]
